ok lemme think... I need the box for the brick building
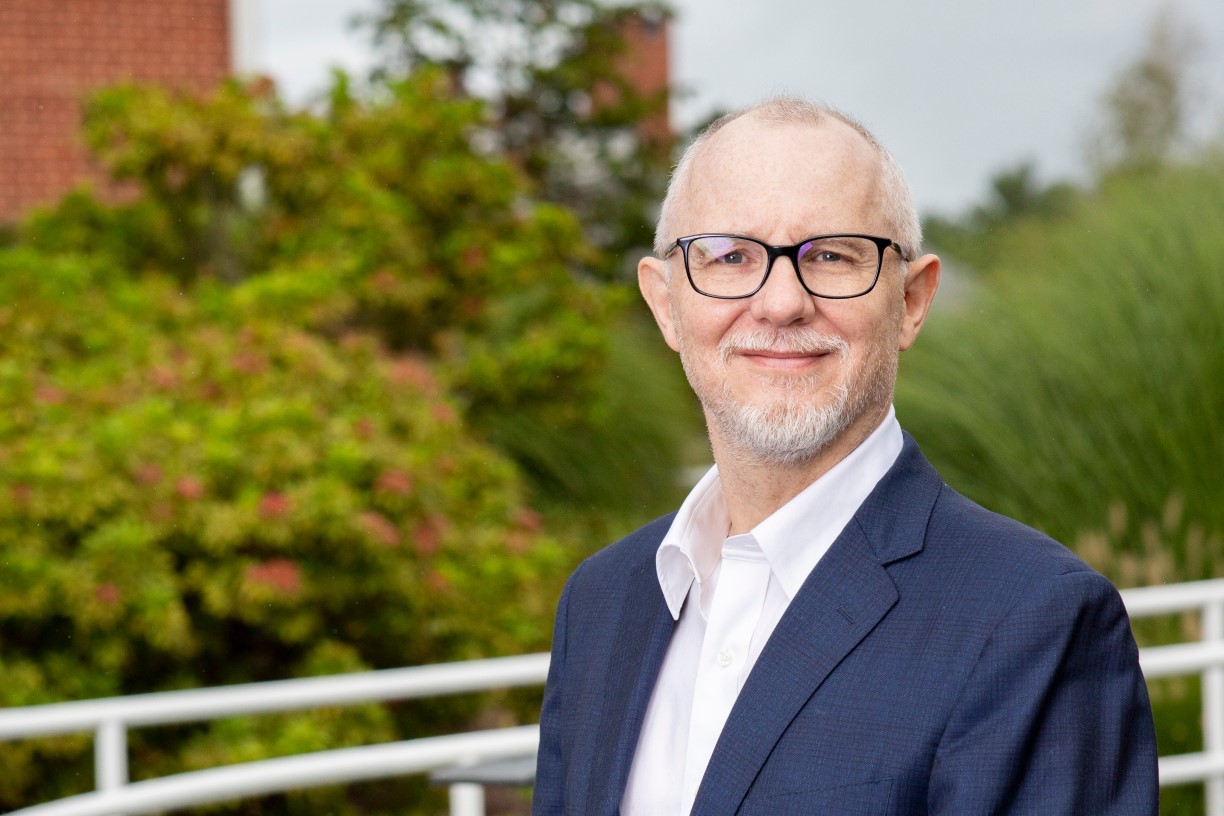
[0,0,233,223]
[616,10,671,143]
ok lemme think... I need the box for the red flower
[412,514,451,558]
[246,559,302,595]
[375,469,413,496]
[150,367,179,390]
[230,351,266,375]
[134,463,163,485]
[386,357,436,392]
[461,245,487,268]
[505,530,531,554]
[95,583,123,606]
[431,403,457,424]
[515,508,543,532]
[34,384,66,405]
[370,269,398,293]
[360,511,400,547]
[258,492,291,518]
[175,476,205,500]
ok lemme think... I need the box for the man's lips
[737,350,831,370]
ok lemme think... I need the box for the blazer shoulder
[928,484,1094,578]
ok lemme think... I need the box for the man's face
[639,117,938,466]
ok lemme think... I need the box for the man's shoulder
[885,433,1094,579]
[928,482,1091,576]
[875,436,1112,624]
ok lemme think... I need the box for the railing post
[95,718,128,791]
[448,782,486,816]
[1204,600,1224,816]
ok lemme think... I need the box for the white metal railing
[3,580,1224,814]
[1125,578,1224,815]
[0,653,550,816]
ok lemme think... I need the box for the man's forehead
[676,116,884,232]
[708,115,873,171]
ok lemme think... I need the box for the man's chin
[708,397,854,466]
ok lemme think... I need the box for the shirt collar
[654,407,903,619]
[655,465,728,619]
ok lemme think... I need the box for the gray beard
[680,326,895,466]
[709,379,857,465]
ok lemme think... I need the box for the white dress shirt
[620,408,904,816]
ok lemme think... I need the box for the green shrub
[898,158,1224,568]
[0,249,568,810]
[1,69,696,812]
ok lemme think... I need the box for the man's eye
[716,251,746,265]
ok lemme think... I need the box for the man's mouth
[738,349,831,370]
[719,329,849,364]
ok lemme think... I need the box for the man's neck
[712,408,887,537]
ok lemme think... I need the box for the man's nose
[749,256,815,326]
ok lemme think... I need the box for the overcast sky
[247,0,1224,216]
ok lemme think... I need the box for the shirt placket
[680,535,771,814]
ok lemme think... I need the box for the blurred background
[1,0,1221,813]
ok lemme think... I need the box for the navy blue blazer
[533,435,1158,815]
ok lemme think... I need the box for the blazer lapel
[689,435,942,816]
[585,557,677,815]
[688,524,898,815]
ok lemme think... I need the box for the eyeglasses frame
[663,233,911,300]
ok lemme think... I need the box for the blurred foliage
[25,73,612,427]
[899,158,1224,562]
[0,249,563,812]
[362,0,676,280]
[923,161,1079,270]
[2,66,698,813]
[1086,9,1203,175]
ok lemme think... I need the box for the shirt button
[717,649,733,667]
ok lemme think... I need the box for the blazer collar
[689,433,943,815]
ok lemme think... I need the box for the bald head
[654,98,922,261]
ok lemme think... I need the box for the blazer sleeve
[532,571,575,816]
[928,568,1159,814]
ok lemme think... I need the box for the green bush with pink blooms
[0,69,696,813]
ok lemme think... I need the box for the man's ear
[638,255,681,353]
[898,253,941,352]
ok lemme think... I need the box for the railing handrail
[5,725,540,816]
[1122,578,1224,617]
[0,652,550,740]
[5,581,1224,815]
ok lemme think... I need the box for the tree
[1087,9,1203,173]
[923,161,1077,270]
[0,246,573,812]
[3,13,701,806]
[361,0,675,280]
[25,73,614,436]
[1,72,620,814]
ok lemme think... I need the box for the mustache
[718,329,849,363]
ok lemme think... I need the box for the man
[533,98,1158,815]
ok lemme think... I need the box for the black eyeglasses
[664,233,909,299]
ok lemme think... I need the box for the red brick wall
[617,12,670,142]
[0,0,231,223]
